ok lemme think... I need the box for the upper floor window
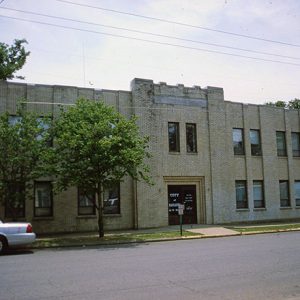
[186,123,197,153]
[103,184,120,215]
[34,181,53,217]
[292,132,300,157]
[276,131,287,156]
[250,130,262,156]
[279,180,290,207]
[253,180,265,208]
[235,180,248,209]
[168,122,180,152]
[233,128,244,155]
[78,187,96,215]
[5,181,25,219]
[294,181,300,207]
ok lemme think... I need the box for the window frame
[253,180,265,208]
[233,128,245,155]
[103,184,120,215]
[186,123,197,153]
[276,131,287,157]
[34,181,53,217]
[235,180,248,209]
[294,181,300,207]
[291,132,300,157]
[168,122,180,152]
[250,129,262,156]
[279,180,290,207]
[78,187,96,216]
[4,181,25,219]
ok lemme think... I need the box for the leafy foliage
[0,39,30,80]
[265,99,300,109]
[52,99,151,237]
[0,105,52,219]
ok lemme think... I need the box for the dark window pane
[295,181,300,207]
[78,188,96,215]
[250,130,262,156]
[168,122,180,152]
[236,181,248,209]
[279,181,290,207]
[186,123,197,153]
[253,181,265,208]
[34,181,52,217]
[5,181,25,218]
[276,131,287,156]
[233,128,244,155]
[104,185,120,215]
[292,133,300,157]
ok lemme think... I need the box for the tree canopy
[51,99,151,237]
[0,105,52,219]
[0,39,30,80]
[265,99,300,109]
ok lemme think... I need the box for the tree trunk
[97,183,104,238]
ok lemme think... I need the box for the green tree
[0,39,30,80]
[52,99,151,237]
[0,104,52,219]
[288,98,300,109]
[265,100,287,108]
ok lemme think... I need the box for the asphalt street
[1,232,300,300]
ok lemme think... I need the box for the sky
[1,0,300,104]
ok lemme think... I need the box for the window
[292,132,300,157]
[5,181,25,218]
[8,115,22,126]
[34,181,53,217]
[235,181,248,209]
[104,185,120,215]
[279,181,290,207]
[186,123,197,153]
[78,188,96,215]
[233,128,244,155]
[253,181,265,208]
[37,117,52,146]
[294,181,300,207]
[168,122,180,152]
[276,131,287,156]
[250,130,262,156]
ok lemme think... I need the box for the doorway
[168,185,197,225]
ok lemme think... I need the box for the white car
[0,219,36,254]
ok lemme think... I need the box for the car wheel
[0,236,8,254]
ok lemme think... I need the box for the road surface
[1,232,300,299]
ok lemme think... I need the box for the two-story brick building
[0,78,299,233]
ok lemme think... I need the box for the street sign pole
[178,204,184,236]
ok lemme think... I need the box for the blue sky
[1,0,300,104]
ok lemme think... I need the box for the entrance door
[168,185,197,225]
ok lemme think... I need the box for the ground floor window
[294,181,300,207]
[235,181,248,209]
[78,187,96,215]
[253,181,265,208]
[5,181,25,218]
[34,181,53,217]
[279,181,290,207]
[103,185,120,215]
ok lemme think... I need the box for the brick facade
[1,79,300,233]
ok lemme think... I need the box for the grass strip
[34,231,202,248]
[228,224,300,233]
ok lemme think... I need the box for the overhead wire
[55,0,300,48]
[1,6,300,61]
[1,14,300,67]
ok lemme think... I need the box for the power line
[56,0,300,48]
[1,14,300,67]
[1,6,300,61]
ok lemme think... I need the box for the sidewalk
[32,222,300,249]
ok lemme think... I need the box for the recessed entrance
[168,185,197,225]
